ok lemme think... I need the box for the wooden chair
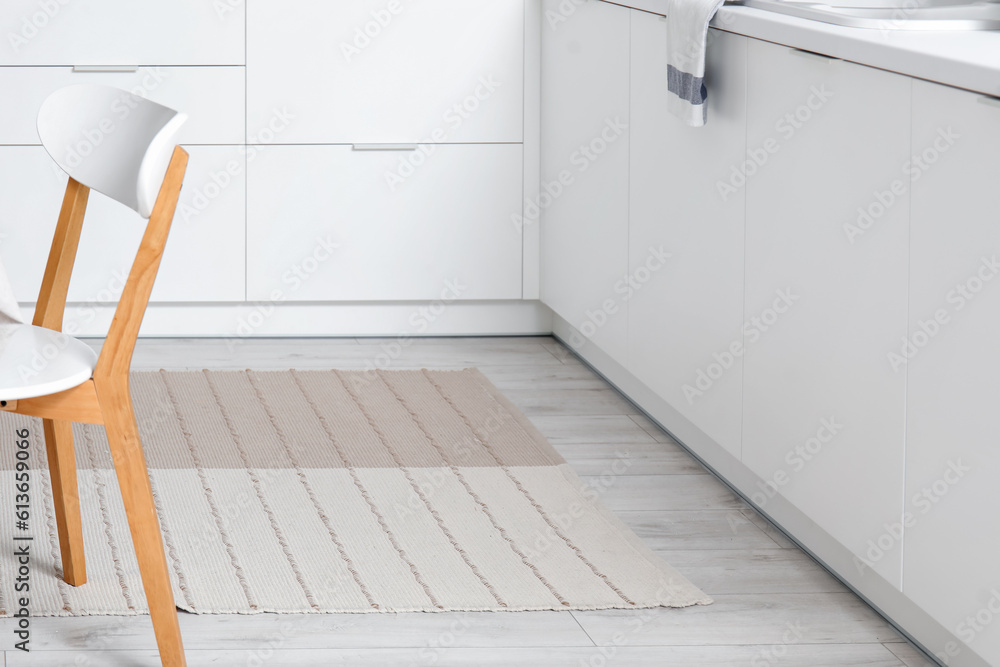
[0,84,189,666]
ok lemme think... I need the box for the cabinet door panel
[904,79,1000,665]
[628,16,748,457]
[0,0,244,65]
[246,145,523,301]
[247,0,524,144]
[540,0,630,363]
[0,146,246,307]
[0,66,245,146]
[742,41,910,587]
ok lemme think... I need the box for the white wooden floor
[1,336,937,666]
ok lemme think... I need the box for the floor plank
[584,473,745,511]
[885,641,939,667]
[627,413,678,444]
[5,644,910,666]
[538,337,576,364]
[572,592,904,646]
[657,549,849,595]
[553,442,708,476]
[99,337,564,372]
[8,611,592,652]
[528,415,658,445]
[477,365,640,416]
[741,507,801,549]
[618,510,783,551]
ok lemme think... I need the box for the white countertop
[606,0,1000,98]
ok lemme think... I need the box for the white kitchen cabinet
[0,0,244,65]
[0,66,245,146]
[903,80,1000,665]
[0,146,246,306]
[246,144,523,302]
[540,0,630,363]
[247,0,524,144]
[627,15,748,458]
[741,40,911,587]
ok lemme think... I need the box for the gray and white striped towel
[666,0,728,126]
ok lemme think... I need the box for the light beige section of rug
[0,369,711,616]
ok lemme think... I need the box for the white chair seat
[0,325,97,400]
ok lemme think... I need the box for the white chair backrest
[37,84,187,218]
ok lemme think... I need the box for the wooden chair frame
[1,146,189,667]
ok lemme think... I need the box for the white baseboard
[551,313,987,667]
[19,300,554,338]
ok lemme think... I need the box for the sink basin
[740,0,1000,29]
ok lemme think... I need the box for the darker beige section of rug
[0,369,564,471]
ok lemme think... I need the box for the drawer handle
[788,48,837,63]
[351,143,419,151]
[977,95,1000,109]
[72,65,139,73]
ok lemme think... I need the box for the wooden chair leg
[42,418,87,586]
[95,380,186,667]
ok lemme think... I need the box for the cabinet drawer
[0,0,244,65]
[0,67,245,145]
[0,146,246,306]
[247,144,523,301]
[247,0,523,144]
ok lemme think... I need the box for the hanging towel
[665,0,728,127]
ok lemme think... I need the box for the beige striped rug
[0,369,711,616]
